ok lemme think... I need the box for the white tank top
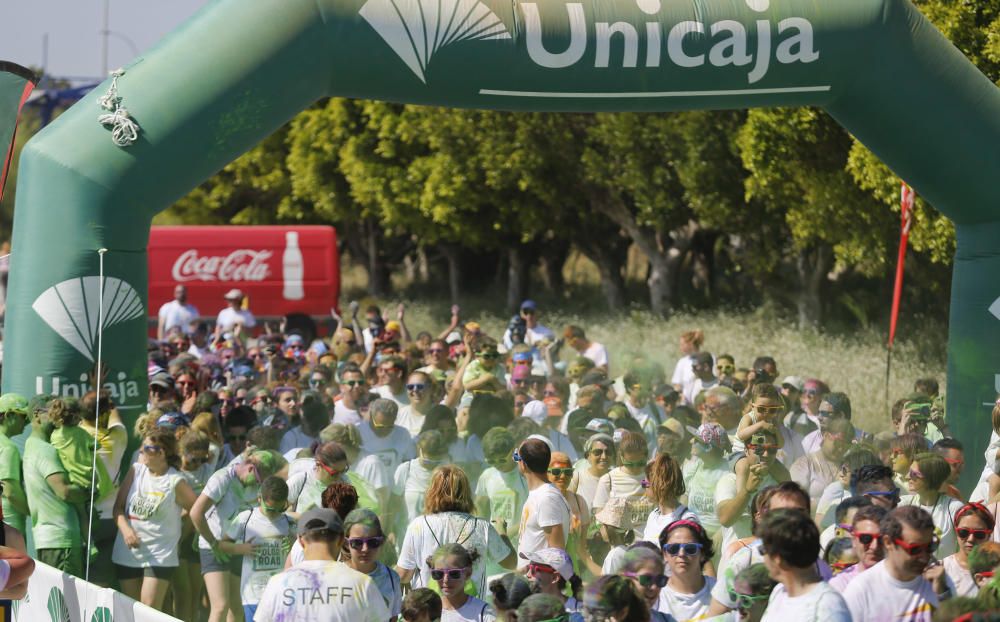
[112,462,184,567]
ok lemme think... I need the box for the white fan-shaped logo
[360,0,512,83]
[32,276,144,363]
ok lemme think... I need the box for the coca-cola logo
[171,249,273,282]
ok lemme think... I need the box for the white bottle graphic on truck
[283,231,304,300]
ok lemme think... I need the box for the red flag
[888,182,914,347]
[0,62,38,202]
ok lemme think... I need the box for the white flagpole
[85,248,108,582]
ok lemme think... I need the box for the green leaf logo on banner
[46,587,69,622]
[90,606,113,622]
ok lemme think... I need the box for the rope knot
[96,68,139,147]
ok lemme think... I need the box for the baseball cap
[157,412,190,431]
[579,370,612,389]
[0,393,29,415]
[780,376,804,392]
[519,548,575,580]
[584,418,615,436]
[223,289,244,300]
[520,300,537,311]
[522,401,549,425]
[149,372,174,390]
[657,418,685,439]
[686,422,732,452]
[297,508,344,536]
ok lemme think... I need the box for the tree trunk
[796,244,832,328]
[538,238,570,294]
[442,245,462,304]
[417,246,430,283]
[506,247,529,312]
[577,239,628,311]
[366,220,391,297]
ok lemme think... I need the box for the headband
[955,502,996,529]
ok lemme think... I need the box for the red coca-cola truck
[147,225,340,331]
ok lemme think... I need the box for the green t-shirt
[0,434,25,533]
[24,436,80,549]
[50,426,113,501]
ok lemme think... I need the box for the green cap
[0,393,30,415]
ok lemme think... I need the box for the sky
[1,0,208,81]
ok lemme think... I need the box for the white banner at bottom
[10,561,180,622]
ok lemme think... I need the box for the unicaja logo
[359,0,513,83]
[32,276,144,363]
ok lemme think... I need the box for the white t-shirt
[111,463,185,567]
[288,469,327,514]
[393,459,435,524]
[642,505,699,544]
[475,467,528,540]
[898,493,964,557]
[367,563,404,618]
[198,466,260,549]
[358,423,416,486]
[502,323,555,349]
[226,508,295,605]
[761,582,851,622]
[159,299,199,334]
[715,471,777,554]
[397,512,511,593]
[593,468,654,534]
[816,481,849,528]
[582,341,609,369]
[375,384,409,407]
[353,453,392,493]
[441,596,496,622]
[254,560,390,622]
[943,554,979,598]
[279,426,317,455]
[395,405,427,437]
[684,376,719,406]
[671,355,696,393]
[517,484,571,568]
[657,576,716,621]
[602,545,628,575]
[842,560,938,622]
[682,457,729,537]
[333,401,362,426]
[570,466,604,508]
[216,307,256,331]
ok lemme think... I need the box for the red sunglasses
[893,537,938,556]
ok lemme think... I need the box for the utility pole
[101,0,110,76]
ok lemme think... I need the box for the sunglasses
[317,460,349,478]
[622,572,668,588]
[803,389,820,396]
[142,445,164,454]
[185,453,210,467]
[893,538,938,556]
[262,501,288,513]
[944,457,965,468]
[854,531,881,546]
[228,433,248,442]
[590,448,610,457]
[406,383,427,392]
[830,561,856,571]
[513,450,522,463]
[979,571,996,579]
[717,364,735,373]
[747,444,779,455]
[343,380,365,387]
[543,390,559,397]
[864,489,900,500]
[622,460,647,468]
[755,405,783,415]
[527,563,557,575]
[346,536,385,550]
[478,352,500,360]
[427,348,445,354]
[429,568,467,581]
[549,467,574,478]
[957,528,992,541]
[512,379,527,386]
[663,542,703,556]
[727,588,770,610]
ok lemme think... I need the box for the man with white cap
[215,288,256,335]
[254,508,389,622]
[502,300,554,350]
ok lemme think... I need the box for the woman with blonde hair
[396,465,517,595]
[190,411,225,469]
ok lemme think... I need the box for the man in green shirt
[0,394,30,534]
[23,398,88,577]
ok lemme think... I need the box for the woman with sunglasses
[719,563,777,622]
[342,508,403,620]
[549,451,600,578]
[174,430,215,622]
[657,519,715,621]
[425,544,496,622]
[928,502,996,598]
[571,434,615,510]
[287,440,373,516]
[621,547,671,622]
[899,452,965,557]
[797,379,828,430]
[593,431,654,538]
[112,429,198,610]
[398,465,516,594]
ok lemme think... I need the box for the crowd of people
[4,288,1000,622]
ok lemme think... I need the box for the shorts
[199,547,242,574]
[37,548,83,579]
[243,604,258,621]
[115,564,177,580]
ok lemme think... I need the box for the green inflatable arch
[6,0,1000,487]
